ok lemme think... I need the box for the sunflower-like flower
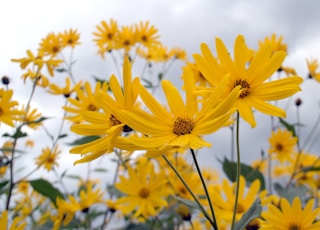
[35,145,61,171]
[69,57,140,164]
[135,21,160,48]
[115,65,240,154]
[261,197,320,229]
[59,28,81,48]
[63,81,108,123]
[259,33,287,54]
[0,89,24,127]
[207,176,260,227]
[48,77,82,98]
[0,210,27,230]
[194,35,303,127]
[268,128,298,163]
[93,19,119,55]
[115,161,172,219]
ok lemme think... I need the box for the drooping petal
[250,97,286,118]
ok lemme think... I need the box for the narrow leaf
[279,117,296,137]
[67,135,100,146]
[29,179,63,206]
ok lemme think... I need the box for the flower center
[0,107,4,116]
[139,187,150,198]
[109,114,122,126]
[276,143,283,151]
[245,219,260,230]
[236,203,245,213]
[87,103,97,111]
[173,117,194,135]
[234,79,250,98]
[289,223,301,230]
[141,35,148,42]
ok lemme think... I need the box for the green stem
[162,155,216,228]
[231,112,241,230]
[190,149,218,230]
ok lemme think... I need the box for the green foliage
[29,179,64,207]
[223,157,266,191]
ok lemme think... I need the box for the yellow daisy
[115,161,172,219]
[268,128,298,163]
[115,65,240,154]
[0,210,27,230]
[35,145,61,171]
[262,197,320,230]
[135,21,160,48]
[69,57,140,164]
[0,89,24,127]
[193,35,303,127]
[59,28,81,48]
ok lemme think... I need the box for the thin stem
[162,155,216,228]
[231,112,241,230]
[190,148,218,230]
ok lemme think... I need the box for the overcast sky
[1,0,320,182]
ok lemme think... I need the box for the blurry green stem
[190,148,218,230]
[231,112,241,230]
[162,155,216,228]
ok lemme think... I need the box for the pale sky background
[1,0,320,189]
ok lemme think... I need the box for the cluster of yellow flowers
[0,19,320,230]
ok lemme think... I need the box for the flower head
[115,161,172,218]
[268,128,298,163]
[0,89,24,127]
[115,65,240,154]
[194,35,303,127]
[262,197,320,229]
[35,145,61,171]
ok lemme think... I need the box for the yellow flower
[59,28,81,48]
[23,106,43,129]
[79,184,105,212]
[0,89,24,127]
[115,162,172,219]
[259,33,287,54]
[69,57,141,164]
[48,77,82,97]
[25,139,35,148]
[39,32,63,57]
[207,176,260,226]
[194,35,303,127]
[268,128,298,163]
[169,47,188,61]
[35,145,61,171]
[115,65,240,154]
[53,195,81,230]
[306,57,320,82]
[0,210,27,230]
[93,19,119,55]
[63,81,108,123]
[135,21,160,48]
[261,197,320,229]
[116,25,137,52]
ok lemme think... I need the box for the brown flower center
[289,223,301,230]
[234,79,250,98]
[276,143,283,151]
[236,203,245,214]
[109,114,121,127]
[173,117,194,135]
[139,188,150,198]
[87,103,97,111]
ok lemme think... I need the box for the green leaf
[58,133,68,139]
[141,78,153,88]
[67,136,100,146]
[3,129,27,139]
[158,72,163,81]
[279,118,296,137]
[223,157,265,191]
[234,198,262,230]
[172,195,202,211]
[299,166,320,173]
[0,180,9,190]
[126,223,151,230]
[29,179,63,206]
[107,184,125,197]
[274,183,307,203]
[65,174,81,180]
[93,168,108,173]
[55,67,67,73]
